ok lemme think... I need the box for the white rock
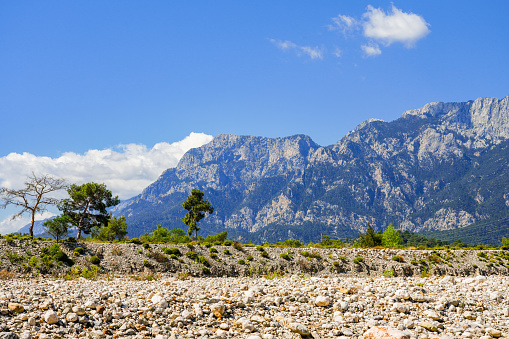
[423,309,441,321]
[151,294,168,308]
[288,322,310,335]
[44,310,59,324]
[66,313,78,322]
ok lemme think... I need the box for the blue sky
[1,1,509,233]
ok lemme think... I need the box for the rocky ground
[1,274,509,339]
[2,240,509,338]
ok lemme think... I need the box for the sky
[1,1,509,233]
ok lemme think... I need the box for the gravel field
[1,274,509,339]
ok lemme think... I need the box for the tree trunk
[29,211,35,238]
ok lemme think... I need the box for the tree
[92,216,128,241]
[182,189,214,240]
[43,215,72,242]
[382,223,401,248]
[58,182,120,239]
[0,173,67,237]
[359,223,382,248]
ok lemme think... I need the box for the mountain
[113,96,509,244]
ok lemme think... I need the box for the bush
[237,259,246,265]
[332,260,340,268]
[143,260,150,267]
[280,253,291,260]
[143,243,150,249]
[162,247,181,256]
[353,256,364,264]
[74,247,85,255]
[246,255,254,261]
[90,256,101,265]
[223,240,233,246]
[233,241,243,251]
[209,247,218,253]
[202,242,211,248]
[128,238,143,244]
[210,253,218,260]
[198,255,210,267]
[277,239,304,248]
[150,250,168,263]
[260,251,269,258]
[256,245,264,252]
[392,255,404,262]
[185,251,199,261]
[170,254,178,260]
[223,249,231,255]
[202,266,210,274]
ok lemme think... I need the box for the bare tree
[0,173,67,237]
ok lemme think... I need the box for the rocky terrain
[3,240,509,338]
[108,96,509,245]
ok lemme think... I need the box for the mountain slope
[113,96,509,244]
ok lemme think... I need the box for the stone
[423,309,441,321]
[363,326,409,339]
[8,303,24,313]
[315,295,331,307]
[44,310,59,325]
[66,313,78,322]
[288,322,310,335]
[419,321,438,332]
[0,333,20,339]
[151,294,168,308]
[485,327,502,338]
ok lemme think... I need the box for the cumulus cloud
[0,132,213,234]
[361,43,382,57]
[362,5,430,47]
[270,39,323,60]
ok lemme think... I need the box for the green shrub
[246,255,254,261]
[209,247,218,253]
[170,254,178,260]
[260,251,269,258]
[472,264,478,269]
[202,266,210,274]
[410,258,418,265]
[256,245,264,252]
[223,249,231,255]
[237,259,246,265]
[353,255,364,264]
[198,255,210,267]
[5,237,14,246]
[233,241,243,251]
[128,238,142,244]
[392,256,404,262]
[162,247,181,256]
[29,256,39,268]
[150,250,168,263]
[210,253,218,260]
[332,260,340,268]
[202,242,211,248]
[383,269,395,277]
[90,256,100,265]
[339,256,347,262]
[143,243,150,249]
[418,259,427,266]
[143,260,150,267]
[74,247,85,255]
[223,240,233,246]
[185,251,199,261]
[280,253,291,260]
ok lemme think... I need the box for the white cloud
[361,43,382,57]
[333,47,342,58]
[0,211,56,235]
[0,132,213,199]
[270,39,323,60]
[0,132,213,232]
[329,14,358,34]
[362,5,430,47]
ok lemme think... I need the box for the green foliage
[142,260,150,267]
[301,251,321,259]
[382,224,401,248]
[353,255,364,264]
[233,241,244,251]
[210,253,218,260]
[202,266,210,274]
[318,236,344,248]
[43,215,72,242]
[332,260,340,268]
[170,254,178,260]
[260,250,269,258]
[162,247,181,256]
[143,243,150,249]
[92,216,128,241]
[204,231,228,244]
[185,251,199,261]
[392,255,404,262]
[182,189,214,239]
[65,265,99,280]
[246,255,254,261]
[58,182,120,239]
[237,259,246,265]
[383,269,395,277]
[209,247,218,253]
[90,256,100,265]
[280,252,292,260]
[128,238,143,244]
[358,223,382,248]
[141,225,192,244]
[223,240,233,246]
[256,245,264,251]
[277,239,304,248]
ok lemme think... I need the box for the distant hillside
[101,96,509,244]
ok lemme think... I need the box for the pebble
[0,275,508,338]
